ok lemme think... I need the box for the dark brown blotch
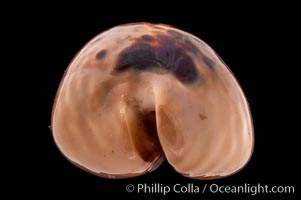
[202,56,215,70]
[167,30,201,55]
[96,50,107,60]
[141,35,155,42]
[114,34,201,84]
[199,114,207,120]
[167,30,183,39]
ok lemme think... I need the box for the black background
[13,4,299,199]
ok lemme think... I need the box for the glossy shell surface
[52,23,254,179]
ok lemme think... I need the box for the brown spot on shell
[199,114,207,120]
[141,35,155,42]
[96,50,107,60]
